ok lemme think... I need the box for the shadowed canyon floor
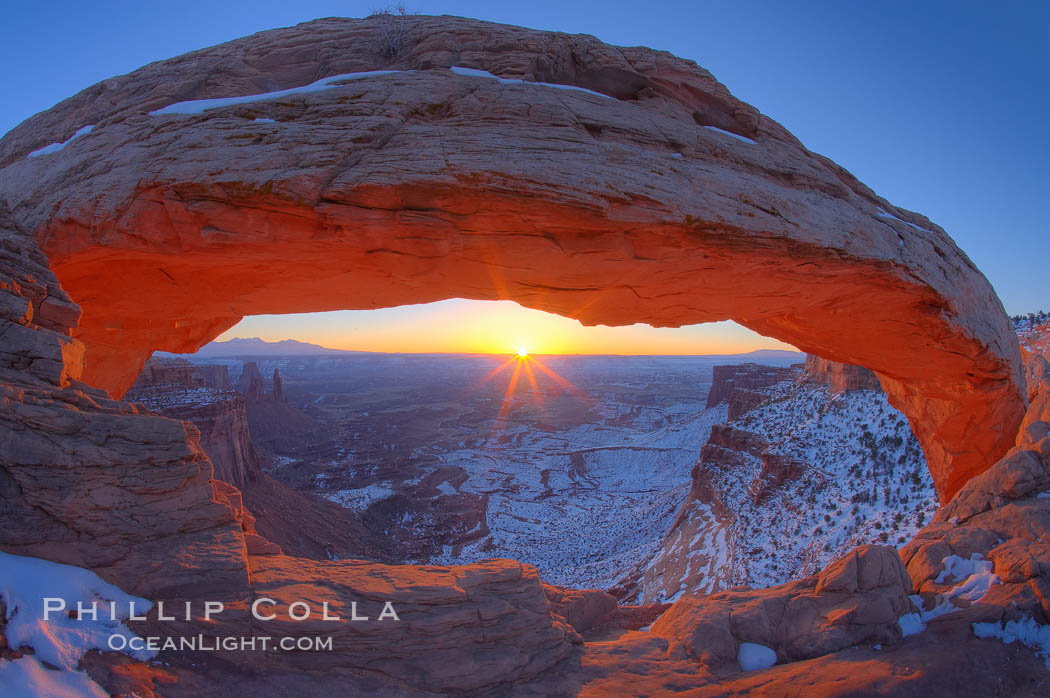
[1,13,1049,697]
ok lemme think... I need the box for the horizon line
[166,347,804,359]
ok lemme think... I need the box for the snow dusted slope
[621,367,938,603]
[429,401,729,588]
[1014,312,1050,359]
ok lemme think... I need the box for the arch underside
[0,17,1024,502]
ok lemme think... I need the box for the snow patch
[973,616,1050,667]
[737,642,777,671]
[27,125,94,158]
[0,657,109,698]
[449,66,614,100]
[150,71,402,115]
[935,553,992,585]
[875,208,929,233]
[898,553,999,636]
[436,480,458,496]
[0,551,156,697]
[702,125,756,144]
[946,567,999,603]
[323,482,396,510]
[898,611,925,637]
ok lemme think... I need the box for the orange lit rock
[0,16,1022,500]
[804,354,881,394]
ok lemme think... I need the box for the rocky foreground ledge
[0,14,1047,696]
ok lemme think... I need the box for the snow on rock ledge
[0,551,155,697]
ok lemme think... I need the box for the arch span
[0,16,1024,501]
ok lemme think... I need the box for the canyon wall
[127,358,260,489]
[705,362,802,419]
[804,353,881,393]
[620,359,938,603]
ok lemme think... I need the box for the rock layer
[804,354,880,394]
[705,362,801,419]
[127,359,261,489]
[0,15,1024,500]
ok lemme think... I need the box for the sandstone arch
[0,16,1024,501]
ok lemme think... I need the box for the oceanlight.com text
[108,634,335,652]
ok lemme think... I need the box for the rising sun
[517,348,529,358]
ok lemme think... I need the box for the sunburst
[469,351,589,428]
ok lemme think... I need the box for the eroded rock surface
[127,357,260,488]
[650,545,914,670]
[0,15,1024,500]
[804,353,880,394]
[0,208,578,693]
[704,362,801,419]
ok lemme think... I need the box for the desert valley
[130,342,939,606]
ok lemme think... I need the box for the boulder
[543,584,618,633]
[650,545,914,671]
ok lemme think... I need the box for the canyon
[1,14,1049,696]
[153,348,937,606]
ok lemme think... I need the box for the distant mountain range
[161,337,803,360]
[723,349,802,362]
[163,337,357,357]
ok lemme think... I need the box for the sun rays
[470,351,589,428]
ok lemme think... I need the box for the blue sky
[3,1,1047,351]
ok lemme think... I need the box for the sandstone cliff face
[235,362,326,454]
[705,362,803,420]
[127,360,393,564]
[194,363,232,390]
[804,353,881,393]
[0,14,1024,500]
[128,358,261,489]
[131,357,205,390]
[0,210,250,602]
[236,361,266,402]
